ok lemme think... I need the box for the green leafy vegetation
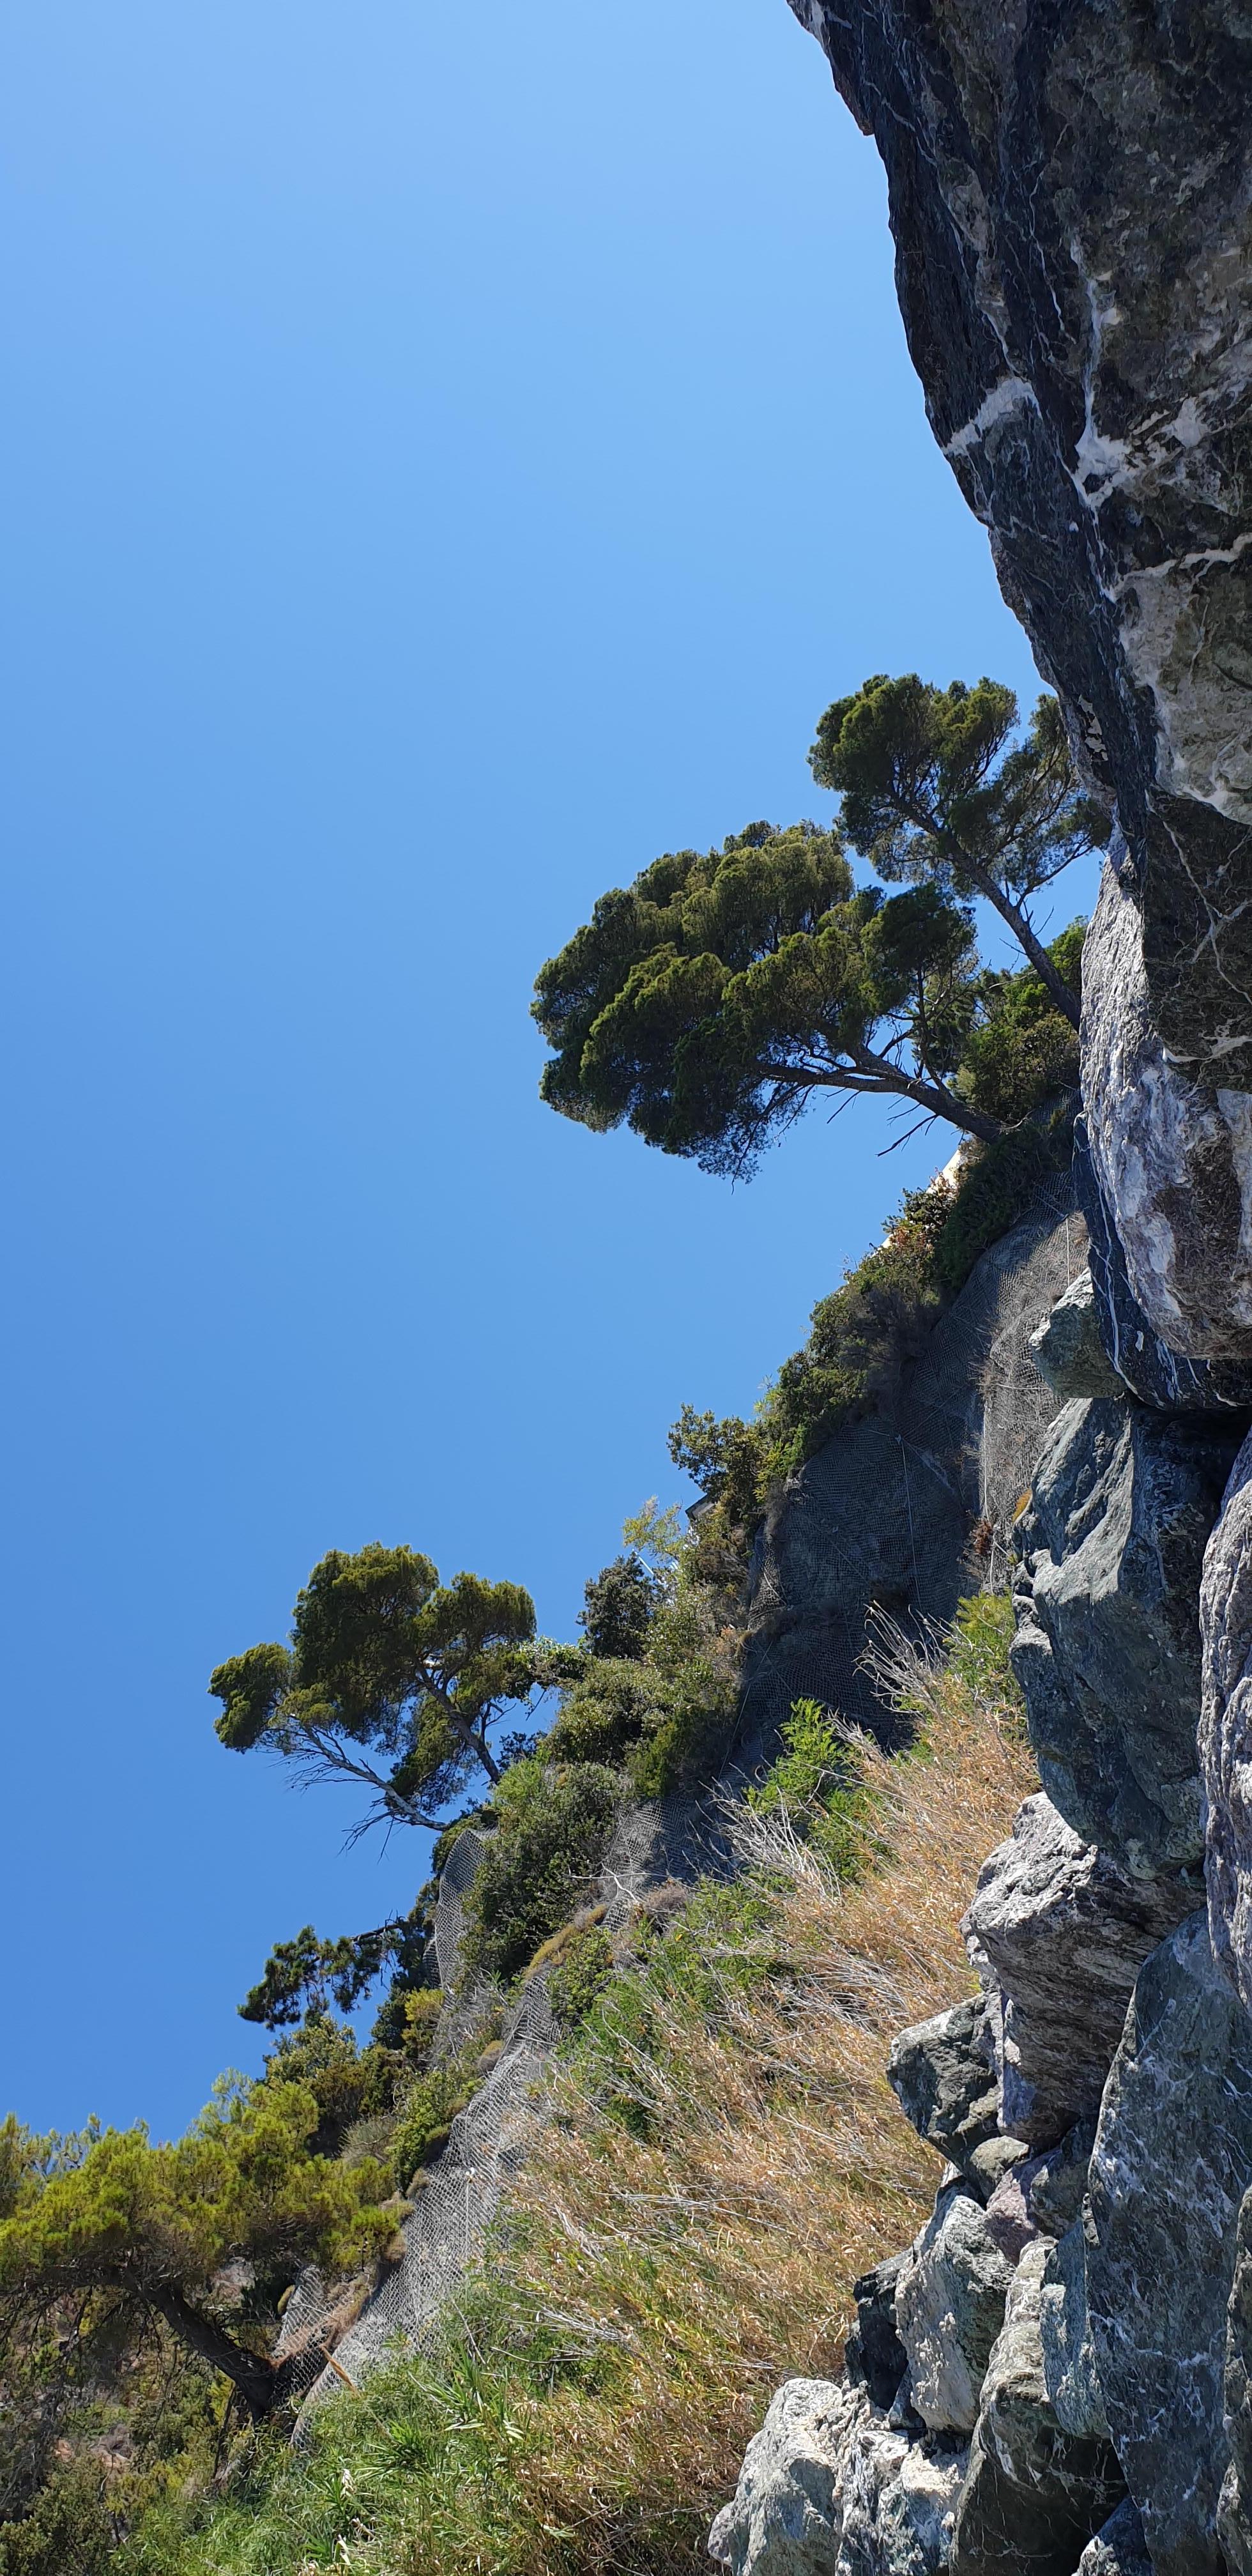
[533,672,1097,1179]
[461,1757,620,1984]
[110,1603,1033,2576]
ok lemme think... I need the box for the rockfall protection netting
[282,1184,1087,2425]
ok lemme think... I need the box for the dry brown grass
[429,1643,1037,2575]
[146,1632,1035,2576]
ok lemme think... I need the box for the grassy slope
[128,1615,1035,2576]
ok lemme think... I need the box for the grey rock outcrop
[1087,1911,1252,2576]
[1220,2186,1252,2576]
[949,2243,1122,2576]
[895,2184,1015,2435]
[885,2000,1000,2182]
[845,2255,909,2414]
[962,1793,1200,2144]
[1038,2223,1107,2444]
[1028,1271,1123,1406]
[1010,1397,1241,1873]
[708,2378,867,2576]
[1073,1117,1251,1414]
[1081,862,1252,1376]
[1076,2501,1154,2576]
[786,0,1252,1081]
[743,1206,1078,1742]
[708,2375,968,2576]
[1200,1425,1252,2012]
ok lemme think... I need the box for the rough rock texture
[1219,2186,1252,2576]
[1038,2221,1108,2444]
[846,2255,910,2414]
[962,1793,1200,2143]
[1027,1269,1124,1404]
[708,2378,867,2575]
[743,1205,1079,1742]
[1010,1397,1241,1873]
[949,2244,1123,2576]
[885,2000,1000,2180]
[1087,1911,1252,2576]
[895,2184,1016,2435]
[1081,861,1252,1372]
[1073,1116,1252,1413]
[1200,1425,1252,2011]
[1076,2501,1154,2576]
[787,0,1252,1081]
[707,2376,967,2576]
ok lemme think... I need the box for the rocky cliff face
[713,7,1252,2570]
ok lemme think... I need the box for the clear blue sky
[1,2,1078,2138]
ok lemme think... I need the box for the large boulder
[707,2378,867,2576]
[895,2183,1016,2435]
[1027,1270,1124,1406]
[1087,1911,1252,2576]
[885,2000,1000,2182]
[1010,1396,1241,1873]
[844,2253,909,2414]
[1081,862,1252,1374]
[706,2375,968,2576]
[1073,1119,1252,1414]
[1200,1425,1252,2012]
[1038,2221,1107,2444]
[784,0,1252,1078]
[962,1793,1200,2144]
[1076,2501,1154,2576]
[949,2242,1123,2576]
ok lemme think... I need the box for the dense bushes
[461,1758,620,1984]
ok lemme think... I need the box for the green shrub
[746,1698,880,1880]
[391,2058,479,2192]
[461,1759,620,1986]
[546,1925,614,2028]
[945,1590,1021,1708]
[931,1109,1073,1298]
[546,1659,655,1765]
[0,2466,113,2576]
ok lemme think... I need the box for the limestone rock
[1073,1117,1251,1413]
[1219,2186,1252,2576]
[707,2377,866,2575]
[895,2184,1015,2434]
[963,1793,1200,2143]
[1087,1911,1252,2576]
[1076,2501,1154,2576]
[1200,1425,1252,2011]
[1081,861,1252,1373]
[1028,1272,1124,1405]
[1025,2120,1097,2242]
[1038,2221,1107,2443]
[1011,1399,1241,1873]
[949,2244,1122,2576]
[841,2430,968,2576]
[786,0,1252,1076]
[886,2000,1000,2180]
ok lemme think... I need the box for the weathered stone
[981,2163,1036,2266]
[1011,1400,1241,1873]
[1074,1117,1251,1414]
[845,2253,909,2413]
[895,2183,1015,2435]
[949,2243,1123,2576]
[1039,2222,1107,2443]
[1081,861,1252,1373]
[842,2430,969,2576]
[707,2377,866,2575]
[963,1793,1201,2142]
[1200,1425,1252,2012]
[1076,2500,1154,2576]
[785,0,1252,1076]
[1219,2186,1252,2576]
[742,1208,1077,1744]
[1025,2119,1096,2242]
[885,2000,1000,2180]
[1087,1911,1252,2576]
[1028,1271,1124,1405]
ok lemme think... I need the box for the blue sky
[1,2,1085,2138]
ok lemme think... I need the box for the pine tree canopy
[210,1542,540,1834]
